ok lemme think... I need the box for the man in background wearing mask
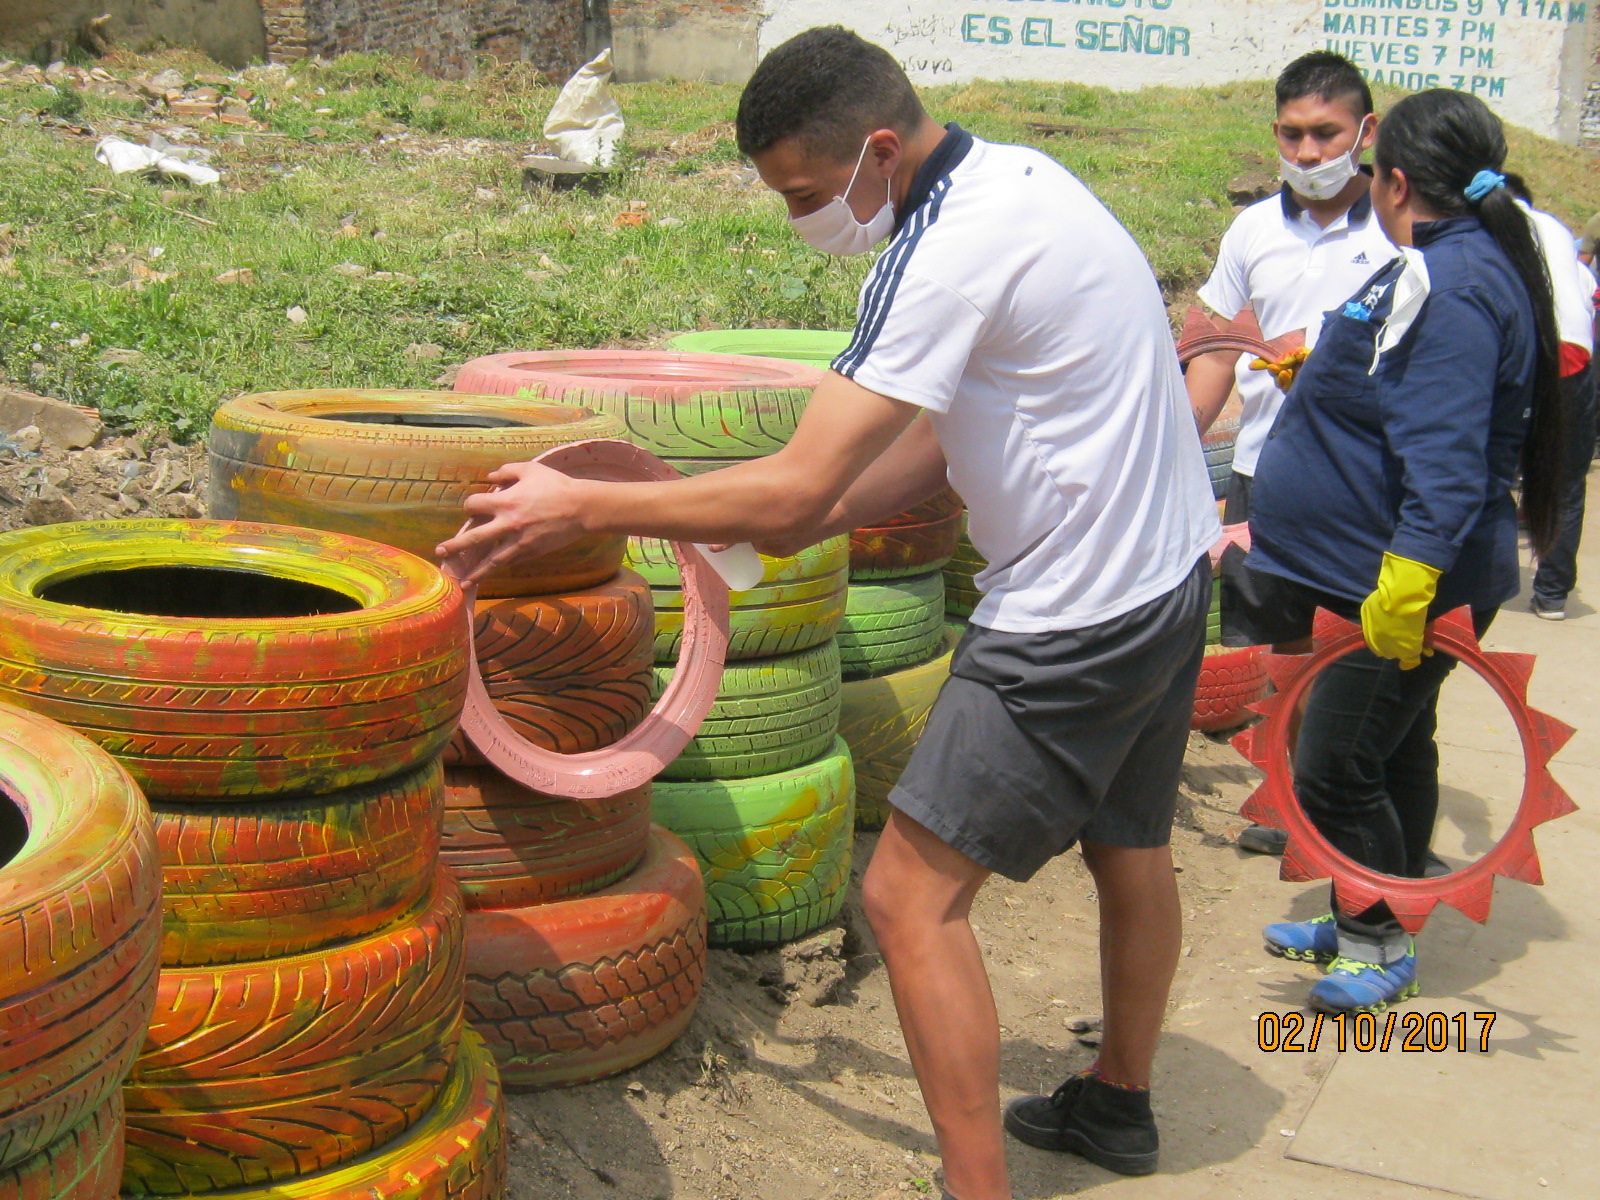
[438,25,1219,1200]
[1188,51,1396,857]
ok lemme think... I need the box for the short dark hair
[1275,51,1374,118]
[736,26,925,161]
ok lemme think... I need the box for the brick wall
[262,0,587,81]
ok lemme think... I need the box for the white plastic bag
[94,137,221,186]
[542,48,624,168]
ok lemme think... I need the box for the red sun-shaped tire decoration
[1231,607,1577,932]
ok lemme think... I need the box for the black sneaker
[1238,824,1288,855]
[1003,1071,1158,1175]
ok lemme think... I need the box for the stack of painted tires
[0,519,505,1197]
[0,703,162,1199]
[841,492,964,830]
[207,388,710,1092]
[454,351,857,950]
[1193,559,1269,733]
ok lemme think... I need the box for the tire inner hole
[323,412,532,429]
[40,566,363,618]
[0,787,27,873]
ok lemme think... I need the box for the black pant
[1532,364,1597,606]
[1293,610,1496,939]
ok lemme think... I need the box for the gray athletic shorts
[889,556,1210,881]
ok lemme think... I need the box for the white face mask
[1279,120,1372,202]
[789,138,895,256]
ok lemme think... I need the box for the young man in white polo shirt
[1188,52,1395,857]
[439,27,1218,1198]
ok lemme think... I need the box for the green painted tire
[839,625,960,830]
[665,329,852,368]
[626,535,848,663]
[651,738,855,948]
[654,641,841,781]
[839,572,946,680]
[1206,575,1222,646]
[943,521,986,620]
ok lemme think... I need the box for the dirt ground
[501,733,1279,1200]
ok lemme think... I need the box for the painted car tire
[0,1095,124,1200]
[849,488,964,581]
[183,1026,506,1200]
[652,738,856,947]
[626,533,848,664]
[151,757,444,967]
[838,572,947,680]
[207,388,628,599]
[445,569,655,766]
[464,824,707,1090]
[1191,643,1269,733]
[122,870,465,1194]
[838,626,960,831]
[0,702,161,1174]
[442,441,729,800]
[0,520,468,799]
[664,329,851,368]
[942,521,986,621]
[441,767,652,910]
[454,349,821,462]
[653,639,842,782]
[1234,609,1578,931]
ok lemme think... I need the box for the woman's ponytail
[1374,90,1566,557]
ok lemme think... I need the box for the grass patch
[0,50,1594,438]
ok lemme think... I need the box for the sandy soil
[501,733,1276,1200]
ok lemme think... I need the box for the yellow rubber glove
[1249,346,1311,393]
[1360,552,1442,669]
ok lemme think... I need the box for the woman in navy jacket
[1226,89,1565,1013]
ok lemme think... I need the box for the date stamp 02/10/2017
[1257,1010,1498,1053]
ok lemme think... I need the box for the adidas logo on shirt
[1351,251,1370,264]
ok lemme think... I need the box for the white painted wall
[759,0,1599,143]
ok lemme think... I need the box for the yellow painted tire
[174,1027,507,1200]
[0,520,467,799]
[207,388,628,599]
[838,626,960,830]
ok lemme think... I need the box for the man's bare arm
[436,370,923,583]
[1184,307,1244,434]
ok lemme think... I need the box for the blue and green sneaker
[1309,946,1420,1014]
[1263,913,1338,964]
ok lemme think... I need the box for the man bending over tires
[439,26,1219,1198]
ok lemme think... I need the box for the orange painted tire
[627,534,849,663]
[207,388,629,599]
[849,488,964,581]
[1191,644,1269,733]
[445,570,655,767]
[122,871,466,1194]
[464,824,707,1090]
[0,1096,123,1200]
[0,520,468,799]
[0,702,161,1175]
[191,1027,505,1200]
[152,757,444,967]
[442,767,652,910]
[454,349,821,467]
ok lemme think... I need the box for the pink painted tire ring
[441,440,729,800]
[1232,607,1578,932]
[453,350,822,463]
[1191,644,1268,733]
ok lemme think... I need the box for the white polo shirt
[833,129,1219,634]
[1197,184,1398,476]
[1520,202,1596,354]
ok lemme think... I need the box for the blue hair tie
[1464,169,1506,202]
